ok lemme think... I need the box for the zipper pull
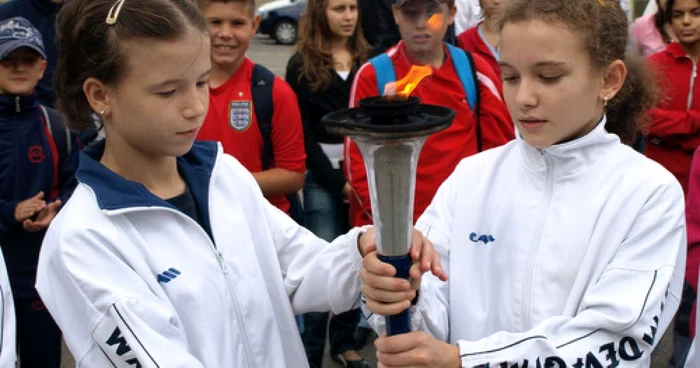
[15,96,20,113]
[216,250,228,274]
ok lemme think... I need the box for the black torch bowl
[322,96,455,138]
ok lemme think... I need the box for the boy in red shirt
[345,0,514,227]
[196,0,305,215]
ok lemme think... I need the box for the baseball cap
[0,17,46,61]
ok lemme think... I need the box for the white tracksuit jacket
[366,119,687,367]
[35,141,364,367]
[0,251,15,368]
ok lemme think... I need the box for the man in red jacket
[344,0,514,227]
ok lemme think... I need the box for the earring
[99,108,107,118]
[603,96,609,107]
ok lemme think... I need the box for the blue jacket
[0,0,61,107]
[0,93,78,298]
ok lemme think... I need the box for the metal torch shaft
[358,139,424,335]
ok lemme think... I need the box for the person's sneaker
[332,353,371,368]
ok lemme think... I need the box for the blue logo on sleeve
[469,233,495,245]
[157,268,182,283]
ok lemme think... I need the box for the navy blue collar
[0,94,38,115]
[76,140,217,235]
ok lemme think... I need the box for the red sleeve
[344,63,379,226]
[471,53,515,150]
[647,53,700,140]
[687,148,700,338]
[686,148,700,290]
[271,77,306,173]
[646,107,700,139]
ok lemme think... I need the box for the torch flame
[383,65,433,98]
[427,13,445,31]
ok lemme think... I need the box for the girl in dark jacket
[285,0,370,366]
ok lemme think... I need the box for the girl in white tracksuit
[360,0,687,367]
[32,0,442,366]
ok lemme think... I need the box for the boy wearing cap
[345,0,514,228]
[0,16,79,366]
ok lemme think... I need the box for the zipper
[107,206,257,366]
[212,246,256,366]
[522,150,554,329]
[688,60,697,110]
[14,96,20,113]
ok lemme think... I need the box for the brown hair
[195,0,256,17]
[501,0,659,144]
[295,0,370,92]
[654,0,672,43]
[54,0,208,132]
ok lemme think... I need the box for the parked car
[257,0,308,45]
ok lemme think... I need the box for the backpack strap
[40,105,71,161]
[369,53,396,96]
[251,63,276,171]
[446,43,482,152]
[446,43,477,111]
[250,63,305,225]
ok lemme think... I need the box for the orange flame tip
[383,65,433,98]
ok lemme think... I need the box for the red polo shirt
[198,58,306,214]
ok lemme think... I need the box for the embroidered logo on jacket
[28,145,45,163]
[156,268,181,283]
[469,232,495,245]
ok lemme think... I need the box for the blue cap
[0,17,46,61]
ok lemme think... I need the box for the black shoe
[332,353,371,368]
[354,326,374,349]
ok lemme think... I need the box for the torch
[322,66,455,335]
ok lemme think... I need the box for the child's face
[499,20,606,149]
[393,1,455,59]
[326,0,359,41]
[203,2,259,70]
[104,27,211,158]
[480,0,506,21]
[670,0,700,47]
[0,48,46,96]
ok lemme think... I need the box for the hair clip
[598,0,605,5]
[106,0,126,25]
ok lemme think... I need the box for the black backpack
[251,64,305,225]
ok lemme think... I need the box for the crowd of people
[0,0,698,367]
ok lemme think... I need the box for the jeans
[301,171,360,367]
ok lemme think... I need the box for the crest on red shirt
[229,101,252,131]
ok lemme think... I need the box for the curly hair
[501,0,659,144]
